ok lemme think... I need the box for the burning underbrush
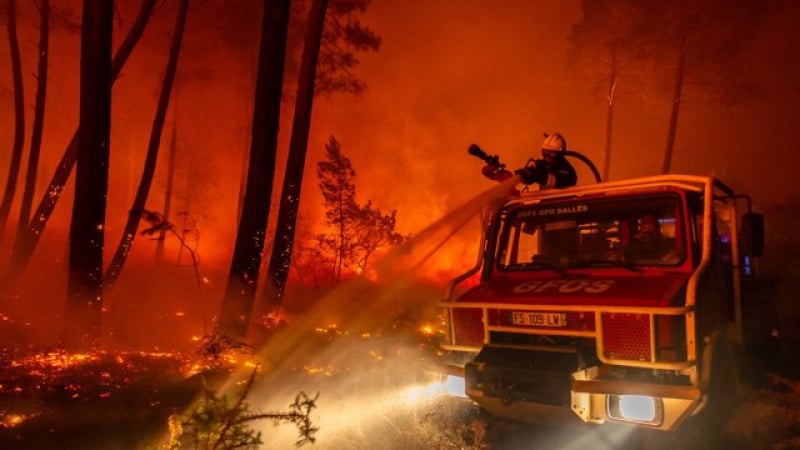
[0,339,261,449]
[0,305,484,449]
[5,315,800,449]
[239,315,485,449]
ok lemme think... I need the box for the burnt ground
[0,351,222,450]
[1,331,799,450]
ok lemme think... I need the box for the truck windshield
[497,194,686,270]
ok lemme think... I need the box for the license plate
[511,312,567,327]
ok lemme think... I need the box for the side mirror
[741,212,764,257]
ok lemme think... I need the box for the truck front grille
[601,313,651,361]
[452,308,484,347]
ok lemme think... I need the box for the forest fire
[0,303,462,444]
[0,349,183,442]
[1,0,799,447]
[243,314,474,449]
[1,350,183,396]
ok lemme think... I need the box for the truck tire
[693,334,741,448]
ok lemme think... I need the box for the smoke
[183,177,520,446]
[248,333,476,449]
[254,177,515,366]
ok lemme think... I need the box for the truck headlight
[607,395,663,426]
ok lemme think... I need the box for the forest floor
[1,329,800,450]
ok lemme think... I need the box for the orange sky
[312,0,800,222]
[2,1,800,346]
[2,0,798,242]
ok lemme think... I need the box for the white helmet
[541,132,567,152]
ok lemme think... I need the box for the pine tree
[104,0,189,287]
[63,0,114,349]
[314,135,406,280]
[217,0,291,339]
[0,0,25,240]
[316,135,358,280]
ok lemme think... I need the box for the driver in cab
[625,215,681,264]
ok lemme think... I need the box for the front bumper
[462,346,702,431]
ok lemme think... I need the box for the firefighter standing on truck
[524,132,577,189]
[471,132,578,189]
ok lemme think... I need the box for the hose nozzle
[468,143,501,166]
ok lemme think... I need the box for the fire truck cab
[440,175,766,430]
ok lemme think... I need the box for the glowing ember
[314,323,344,336]
[303,364,338,376]
[1,412,38,429]
[0,347,258,400]
[253,312,287,331]
[166,413,182,448]
[8,352,98,370]
[419,324,435,336]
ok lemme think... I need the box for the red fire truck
[440,174,766,430]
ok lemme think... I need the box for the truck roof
[507,174,736,205]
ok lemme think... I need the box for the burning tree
[104,0,189,287]
[263,0,383,312]
[63,0,114,349]
[16,0,49,243]
[1,0,158,297]
[217,0,291,339]
[0,0,25,240]
[262,0,330,318]
[220,0,382,335]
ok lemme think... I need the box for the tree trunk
[602,52,616,182]
[337,190,345,280]
[0,0,25,240]
[156,109,178,264]
[63,0,114,350]
[105,0,188,287]
[1,0,157,295]
[264,0,329,311]
[217,0,291,338]
[17,0,49,235]
[662,36,686,174]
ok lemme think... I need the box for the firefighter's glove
[516,165,547,185]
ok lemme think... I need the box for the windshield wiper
[569,259,642,273]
